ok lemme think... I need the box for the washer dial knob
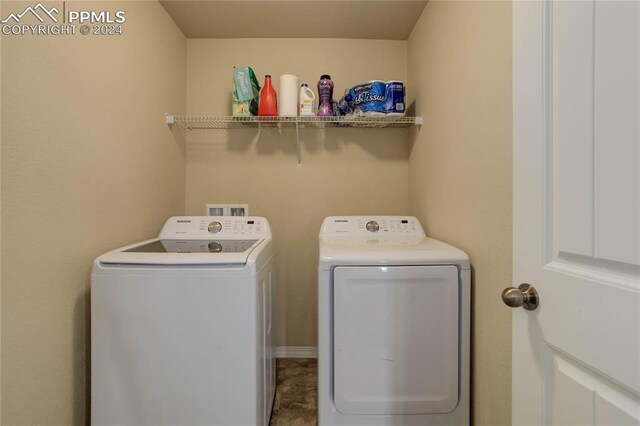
[208,221,222,233]
[208,242,222,253]
[366,220,380,232]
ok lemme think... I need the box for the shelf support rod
[296,121,302,168]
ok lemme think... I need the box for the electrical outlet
[205,204,249,216]
[228,204,249,216]
[206,204,227,216]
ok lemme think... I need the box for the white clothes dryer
[91,216,275,426]
[318,216,470,425]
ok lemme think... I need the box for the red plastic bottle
[258,75,278,116]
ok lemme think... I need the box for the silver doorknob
[501,283,539,310]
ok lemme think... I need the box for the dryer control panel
[159,216,272,239]
[319,216,426,237]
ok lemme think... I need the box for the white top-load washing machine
[318,216,470,426]
[91,216,275,426]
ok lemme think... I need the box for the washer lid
[99,238,264,266]
[98,216,273,266]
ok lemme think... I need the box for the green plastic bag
[232,67,261,116]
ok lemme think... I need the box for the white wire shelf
[166,115,423,130]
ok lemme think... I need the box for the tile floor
[269,358,317,426]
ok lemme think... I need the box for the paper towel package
[232,67,261,116]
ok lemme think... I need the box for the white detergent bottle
[299,84,316,116]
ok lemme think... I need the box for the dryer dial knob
[366,221,380,232]
[208,221,223,233]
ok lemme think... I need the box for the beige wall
[1,2,186,424]
[186,39,409,346]
[407,1,512,425]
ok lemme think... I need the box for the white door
[512,1,640,425]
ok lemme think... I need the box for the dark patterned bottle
[317,74,334,116]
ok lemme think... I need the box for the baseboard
[275,346,318,359]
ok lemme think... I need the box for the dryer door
[333,265,459,415]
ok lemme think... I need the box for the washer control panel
[159,216,272,239]
[320,216,425,237]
